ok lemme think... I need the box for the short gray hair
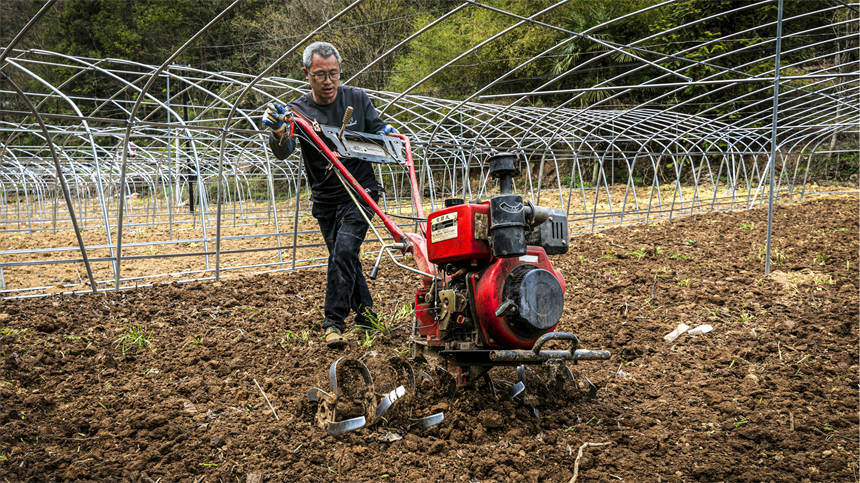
[302,42,341,70]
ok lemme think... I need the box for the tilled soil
[1,196,857,482]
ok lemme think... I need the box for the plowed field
[1,196,857,482]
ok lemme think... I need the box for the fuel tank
[426,202,492,265]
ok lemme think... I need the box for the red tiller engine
[412,153,576,379]
[291,111,610,435]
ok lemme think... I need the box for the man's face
[304,53,340,105]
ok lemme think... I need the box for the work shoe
[324,327,346,348]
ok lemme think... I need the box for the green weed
[114,323,153,355]
[814,275,834,285]
[600,249,617,259]
[675,278,691,287]
[733,416,749,428]
[356,307,391,335]
[238,306,261,319]
[279,329,311,348]
[0,327,27,337]
[391,303,413,322]
[359,331,376,349]
[183,335,204,351]
[813,253,830,266]
[627,248,647,260]
[739,222,755,231]
[736,311,755,324]
[756,245,786,265]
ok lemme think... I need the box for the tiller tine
[416,369,434,386]
[307,357,378,436]
[482,373,497,399]
[373,385,406,424]
[507,380,525,401]
[326,416,368,436]
[514,364,540,418]
[409,412,444,430]
[581,373,598,399]
[387,357,416,389]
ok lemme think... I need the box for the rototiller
[282,107,610,436]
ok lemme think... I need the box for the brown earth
[0,196,857,482]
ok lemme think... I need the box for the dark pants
[312,195,376,332]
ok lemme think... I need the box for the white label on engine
[430,212,458,242]
[519,255,538,263]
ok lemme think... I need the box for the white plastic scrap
[688,324,714,336]
[663,323,690,343]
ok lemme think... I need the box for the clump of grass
[626,248,647,260]
[391,303,413,322]
[736,311,755,324]
[0,327,27,337]
[358,331,376,349]
[755,244,787,265]
[356,307,391,335]
[279,329,310,348]
[114,323,153,355]
[182,335,204,351]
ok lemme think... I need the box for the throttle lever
[339,106,354,140]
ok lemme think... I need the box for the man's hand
[262,102,287,135]
[381,124,398,135]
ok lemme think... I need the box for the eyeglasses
[309,71,341,82]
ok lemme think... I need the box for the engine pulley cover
[502,265,564,337]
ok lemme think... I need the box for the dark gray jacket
[269,86,385,205]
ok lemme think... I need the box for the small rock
[742,373,759,389]
[0,313,9,322]
[379,432,402,443]
[246,472,263,483]
[181,400,198,414]
[664,323,690,343]
[688,324,713,336]
[211,437,226,448]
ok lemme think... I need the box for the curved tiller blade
[327,416,367,436]
[507,380,525,400]
[308,357,376,436]
[373,385,406,424]
[410,413,444,430]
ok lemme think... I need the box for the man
[261,41,397,348]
